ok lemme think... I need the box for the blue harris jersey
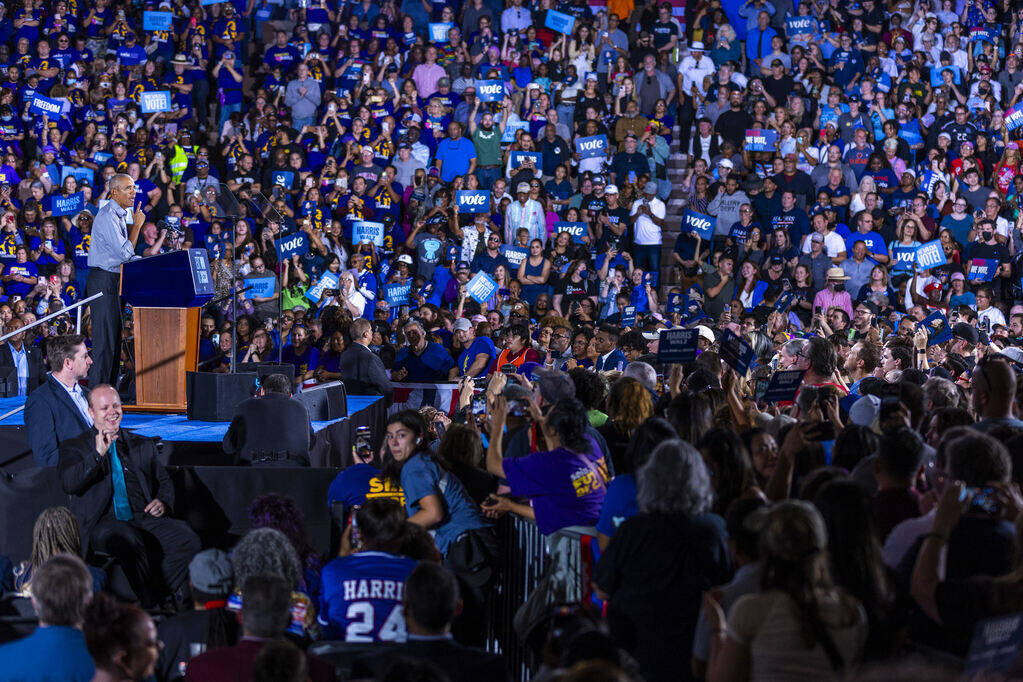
[318,551,418,642]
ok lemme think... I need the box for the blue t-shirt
[503,447,609,535]
[326,463,405,520]
[457,336,497,377]
[595,473,637,538]
[434,136,476,183]
[317,551,417,642]
[4,260,36,297]
[400,453,489,554]
[845,231,887,258]
[393,341,455,381]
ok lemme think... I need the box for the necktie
[109,441,134,522]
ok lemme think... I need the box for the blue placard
[466,271,498,304]
[200,0,222,6]
[143,11,174,30]
[719,329,754,375]
[1006,102,1023,132]
[915,239,947,270]
[969,258,999,282]
[429,22,453,42]
[965,613,1023,675]
[352,220,385,246]
[509,151,541,171]
[917,310,953,346]
[762,369,806,403]
[657,328,698,363]
[575,134,607,160]
[667,292,684,313]
[275,232,309,260]
[29,94,62,118]
[554,221,587,243]
[244,275,277,299]
[188,249,214,295]
[774,290,796,312]
[620,305,636,327]
[744,128,780,152]
[51,192,84,217]
[61,165,94,186]
[271,170,295,188]
[785,15,816,36]
[502,120,529,143]
[139,91,172,114]
[456,190,490,214]
[970,27,995,43]
[384,282,411,307]
[683,209,715,240]
[306,271,339,304]
[501,245,528,267]
[93,151,112,165]
[545,9,576,35]
[476,80,505,103]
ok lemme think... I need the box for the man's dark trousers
[86,268,121,388]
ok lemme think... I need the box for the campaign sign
[61,165,93,186]
[51,192,84,217]
[275,232,310,260]
[545,9,576,35]
[243,275,277,299]
[719,329,755,375]
[785,15,816,36]
[502,120,529,143]
[683,209,715,240]
[429,22,453,42]
[970,27,995,43]
[29,94,62,118]
[200,0,221,6]
[1006,102,1023,132]
[915,239,947,270]
[620,306,636,327]
[305,271,338,304]
[509,151,542,171]
[456,190,490,214]
[917,310,953,346]
[352,220,385,246]
[502,245,528,267]
[969,258,998,282]
[575,134,607,160]
[667,292,685,313]
[139,91,172,114]
[658,328,698,364]
[271,170,295,188]
[762,369,806,403]
[774,290,795,312]
[477,80,505,103]
[555,221,587,243]
[467,271,498,304]
[744,129,779,152]
[143,11,174,30]
[384,282,412,307]
[965,613,1023,674]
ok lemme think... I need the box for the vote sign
[744,129,779,152]
[275,232,310,260]
[477,80,505,102]
[554,221,587,243]
[139,91,172,114]
[915,240,947,270]
[456,190,490,213]
[683,209,715,240]
[466,272,498,304]
[575,134,607,159]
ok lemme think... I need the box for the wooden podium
[120,249,215,412]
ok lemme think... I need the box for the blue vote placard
[509,151,541,171]
[554,221,587,243]
[575,134,607,159]
[384,282,412,307]
[917,310,953,346]
[744,128,779,152]
[51,192,84,216]
[620,305,636,327]
[719,329,755,375]
[143,11,174,30]
[29,94,62,117]
[275,232,310,260]
[969,258,999,282]
[1006,102,1023,132]
[456,190,490,213]
[762,369,806,403]
[244,275,277,299]
[476,80,505,102]
[466,271,498,304]
[965,613,1023,675]
[429,22,453,42]
[352,220,385,246]
[545,9,576,34]
[305,271,339,304]
[657,328,698,364]
[785,15,816,36]
[139,91,172,114]
[915,239,947,270]
[683,209,715,240]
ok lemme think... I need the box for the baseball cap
[188,549,233,596]
[397,254,414,265]
[950,271,965,281]
[696,325,716,344]
[456,261,470,272]
[428,167,440,177]
[953,322,979,344]
[810,232,824,243]
[849,394,880,428]
[605,184,619,194]
[438,77,451,87]
[516,182,530,193]
[718,158,734,169]
[643,182,658,195]
[453,318,473,332]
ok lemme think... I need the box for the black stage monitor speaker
[237,362,296,387]
[295,381,348,421]
[186,371,258,422]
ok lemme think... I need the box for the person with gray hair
[392,317,455,381]
[922,376,959,410]
[622,361,657,394]
[594,440,731,682]
[232,527,302,591]
[779,338,810,371]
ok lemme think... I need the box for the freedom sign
[139,91,172,114]
[785,15,816,36]
[466,271,498,304]
[969,258,998,282]
[275,232,309,260]
[476,80,505,102]
[575,134,607,159]
[243,275,277,299]
[554,221,587,243]
[915,239,947,270]
[384,282,412,307]
[761,369,806,403]
[1006,102,1023,132]
[51,192,84,217]
[352,220,385,246]
[429,22,453,42]
[29,94,62,117]
[682,209,715,240]
[143,11,174,30]
[744,129,779,152]
[545,9,576,34]
[658,328,698,364]
[456,190,490,213]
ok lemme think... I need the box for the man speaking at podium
[87,174,145,388]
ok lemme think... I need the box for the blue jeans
[475,166,501,190]
[633,244,661,276]
[292,116,315,132]
[218,102,242,130]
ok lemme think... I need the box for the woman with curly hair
[598,377,654,476]
[247,494,322,605]
[84,593,161,682]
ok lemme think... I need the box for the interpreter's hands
[144,499,166,517]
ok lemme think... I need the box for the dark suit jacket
[352,637,511,682]
[184,638,336,682]
[222,393,313,466]
[338,342,393,406]
[595,348,628,372]
[58,427,174,552]
[0,342,45,396]
[25,374,92,467]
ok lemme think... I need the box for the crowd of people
[0,0,1022,678]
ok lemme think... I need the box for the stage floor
[0,395,383,443]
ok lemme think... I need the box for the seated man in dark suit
[184,574,335,682]
[222,372,313,466]
[0,317,45,396]
[339,318,393,406]
[352,562,512,682]
[25,334,94,467]
[59,384,200,607]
